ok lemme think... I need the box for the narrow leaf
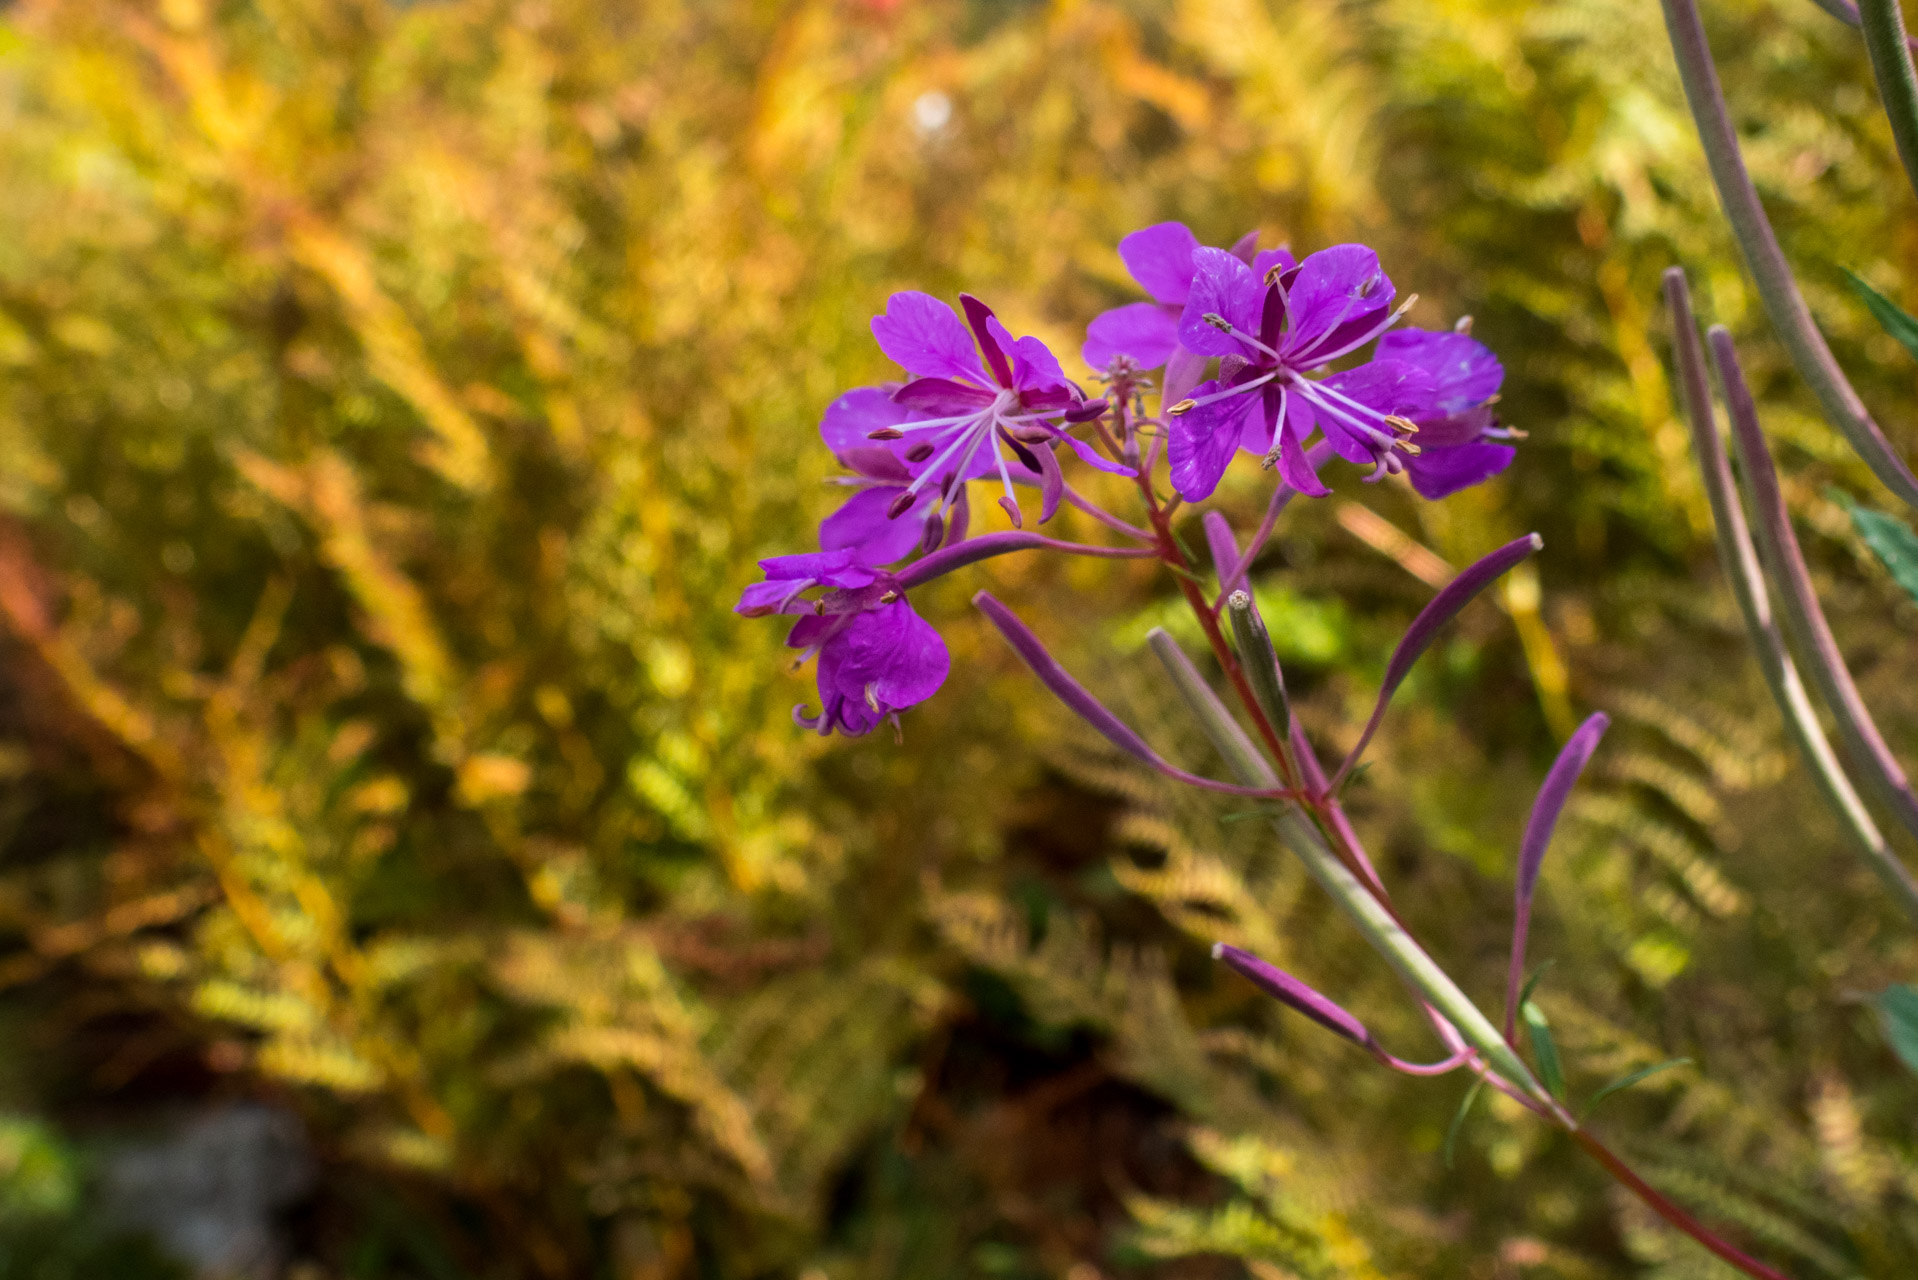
[1845,269,1918,361]
[1332,533,1542,787]
[973,594,1279,799]
[1203,510,1240,584]
[1580,1058,1693,1119]
[1506,714,1609,1040]
[1873,984,1918,1074]
[1521,1001,1565,1099]
[1849,504,1918,605]
[1444,1078,1484,1169]
[1517,960,1556,1013]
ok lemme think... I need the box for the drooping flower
[735,550,949,736]
[863,292,1125,531]
[1166,244,1426,502]
[1081,223,1291,406]
[1373,327,1518,500]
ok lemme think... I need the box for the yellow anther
[1168,398,1198,416]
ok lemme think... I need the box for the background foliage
[0,0,1916,1275]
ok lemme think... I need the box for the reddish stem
[1574,1131,1794,1280]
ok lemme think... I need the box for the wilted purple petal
[872,292,991,385]
[1406,441,1515,500]
[1213,944,1372,1046]
[1332,534,1542,787]
[1505,712,1609,1038]
[1083,302,1180,369]
[1282,245,1392,359]
[1179,248,1264,357]
[821,486,932,567]
[1119,222,1202,304]
[1377,328,1503,410]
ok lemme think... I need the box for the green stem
[1659,0,1918,509]
[1859,0,1918,205]
[1664,270,1918,923]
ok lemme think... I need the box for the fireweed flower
[863,291,1127,531]
[816,386,951,567]
[734,550,949,736]
[1167,244,1427,502]
[1082,222,1292,405]
[1373,327,1518,500]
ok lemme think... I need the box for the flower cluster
[738,224,1517,736]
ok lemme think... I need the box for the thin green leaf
[1579,1058,1693,1120]
[1850,505,1918,606]
[1845,269,1918,362]
[1443,1078,1484,1170]
[1521,1001,1565,1099]
[1873,984,1918,1074]
[1517,960,1556,1012]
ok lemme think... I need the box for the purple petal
[893,377,993,416]
[1237,382,1281,456]
[822,385,914,459]
[1053,428,1136,476]
[814,600,949,734]
[1405,441,1515,500]
[1376,328,1503,412]
[755,548,875,585]
[965,296,1016,387]
[1118,222,1201,304]
[1506,712,1609,1036]
[736,579,804,617]
[820,486,932,567]
[1179,248,1264,358]
[871,292,990,385]
[1251,247,1297,281]
[1320,358,1435,420]
[1282,244,1392,359]
[1082,302,1180,370]
[1162,345,1208,409]
[1203,510,1240,583]
[1274,416,1331,498]
[1227,230,1261,265]
[1407,405,1496,449]
[840,445,913,484]
[1213,944,1372,1046]
[1034,444,1065,523]
[1007,330,1070,394]
[1168,384,1257,501]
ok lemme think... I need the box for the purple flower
[863,291,1126,533]
[816,386,954,567]
[735,550,949,736]
[1082,223,1292,406]
[1166,244,1425,502]
[1373,328,1517,499]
